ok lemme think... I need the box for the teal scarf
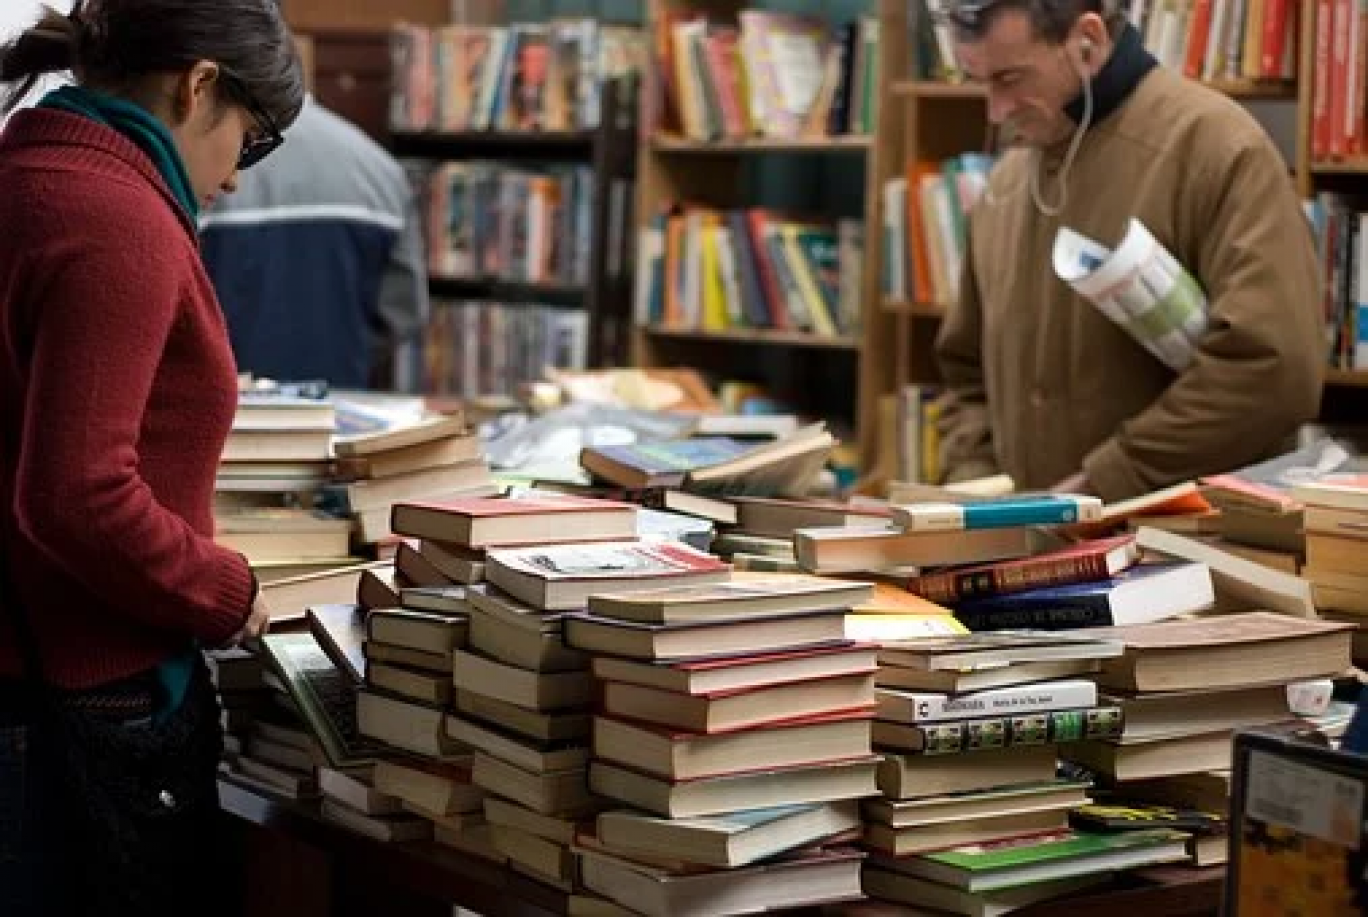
[39,84,201,720]
[39,84,199,221]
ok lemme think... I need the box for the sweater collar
[1062,24,1157,127]
[37,85,200,223]
[0,108,200,243]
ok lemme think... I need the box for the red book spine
[1261,0,1290,76]
[1184,0,1215,78]
[1313,0,1334,159]
[910,552,1111,604]
[1329,0,1352,159]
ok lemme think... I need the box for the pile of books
[1292,473,1368,619]
[323,404,497,546]
[863,632,1151,909]
[214,392,349,576]
[414,497,644,888]
[564,571,885,914]
[1058,612,1354,867]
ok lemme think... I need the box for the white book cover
[1053,218,1208,372]
[488,540,726,582]
[876,678,1098,724]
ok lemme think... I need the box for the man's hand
[227,593,271,649]
[1051,471,1093,496]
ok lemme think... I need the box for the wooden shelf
[1310,160,1368,176]
[883,298,948,317]
[428,275,585,304]
[1205,78,1297,99]
[640,326,861,350]
[891,80,985,99]
[891,78,1294,102]
[390,129,595,159]
[1325,368,1368,387]
[650,134,872,153]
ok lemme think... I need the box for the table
[220,778,1224,917]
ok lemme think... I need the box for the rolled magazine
[1052,218,1209,371]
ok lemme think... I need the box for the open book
[1053,218,1208,371]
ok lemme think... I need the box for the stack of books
[384,494,715,886]
[463,533,731,892]
[564,571,882,914]
[205,647,271,774]
[863,633,1135,910]
[219,630,383,809]
[1292,473,1368,620]
[341,580,491,852]
[712,497,894,573]
[324,407,498,546]
[215,392,350,575]
[1059,612,1355,867]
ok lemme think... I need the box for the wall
[0,0,74,118]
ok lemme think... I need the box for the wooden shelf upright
[632,0,887,471]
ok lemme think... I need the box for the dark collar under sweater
[1063,23,1158,127]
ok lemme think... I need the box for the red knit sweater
[0,110,254,689]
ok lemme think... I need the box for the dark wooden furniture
[388,77,640,369]
[222,776,1224,917]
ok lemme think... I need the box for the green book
[259,632,383,769]
[893,827,1191,892]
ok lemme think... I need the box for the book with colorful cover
[891,495,1103,532]
[875,706,1125,755]
[1228,727,1368,915]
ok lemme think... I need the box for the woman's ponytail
[1,7,80,115]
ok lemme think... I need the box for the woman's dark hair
[0,0,304,125]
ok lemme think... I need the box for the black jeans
[0,665,228,917]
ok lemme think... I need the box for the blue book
[581,438,752,489]
[892,495,1103,532]
[953,562,1214,631]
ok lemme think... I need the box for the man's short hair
[944,0,1124,44]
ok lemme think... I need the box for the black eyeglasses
[220,69,284,170]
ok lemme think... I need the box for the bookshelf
[390,75,639,377]
[632,0,893,471]
[872,0,1368,485]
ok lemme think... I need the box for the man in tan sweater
[935,0,1324,501]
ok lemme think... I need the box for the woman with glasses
[0,1,302,914]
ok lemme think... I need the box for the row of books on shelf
[1309,191,1368,370]
[910,0,1296,84]
[423,300,589,399]
[406,159,598,287]
[1128,0,1297,82]
[891,383,945,488]
[881,154,991,308]
[1309,0,1368,160]
[388,20,645,134]
[633,206,864,337]
[205,472,1365,913]
[653,9,880,142]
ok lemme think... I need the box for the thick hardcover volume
[893,495,1103,533]
[909,536,1135,604]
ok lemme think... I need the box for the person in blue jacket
[200,93,429,390]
